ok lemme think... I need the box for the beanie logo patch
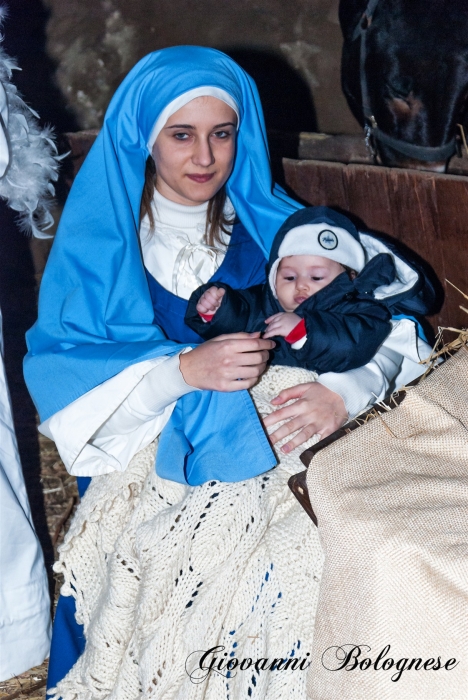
[318,229,338,250]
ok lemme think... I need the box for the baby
[185,207,402,374]
[197,254,356,342]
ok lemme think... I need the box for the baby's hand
[196,286,226,316]
[264,312,301,338]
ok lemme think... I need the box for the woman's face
[152,96,237,206]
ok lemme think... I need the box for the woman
[24,47,431,698]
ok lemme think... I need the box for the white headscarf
[147,86,239,151]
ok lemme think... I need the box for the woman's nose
[192,137,215,168]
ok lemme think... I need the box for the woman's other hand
[196,286,225,316]
[179,332,275,392]
[263,312,301,339]
[263,381,348,453]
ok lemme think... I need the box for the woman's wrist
[179,347,199,388]
[314,381,348,420]
[177,348,200,390]
[317,370,377,420]
[128,351,198,418]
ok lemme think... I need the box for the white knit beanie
[268,223,366,295]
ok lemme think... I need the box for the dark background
[4,0,359,135]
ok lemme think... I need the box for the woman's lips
[186,173,215,183]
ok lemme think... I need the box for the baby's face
[275,255,346,312]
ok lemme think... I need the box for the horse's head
[340,0,468,171]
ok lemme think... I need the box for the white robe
[0,306,51,680]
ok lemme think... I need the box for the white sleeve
[317,318,433,419]
[39,351,197,477]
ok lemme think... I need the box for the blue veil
[24,46,302,485]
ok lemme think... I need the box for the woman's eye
[173,132,190,141]
[213,130,232,139]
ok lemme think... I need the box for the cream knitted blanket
[50,365,323,700]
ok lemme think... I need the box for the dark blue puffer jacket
[185,207,435,373]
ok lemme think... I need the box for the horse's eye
[385,77,413,101]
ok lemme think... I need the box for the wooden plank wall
[283,159,468,332]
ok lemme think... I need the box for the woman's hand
[196,286,225,316]
[263,312,301,339]
[179,332,275,392]
[263,381,348,453]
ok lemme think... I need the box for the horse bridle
[352,0,458,162]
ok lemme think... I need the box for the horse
[339,0,468,171]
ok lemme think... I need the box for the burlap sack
[306,346,468,700]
